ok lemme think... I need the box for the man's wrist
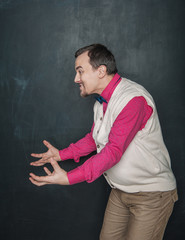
[63,172,70,185]
[67,168,86,185]
[58,171,70,185]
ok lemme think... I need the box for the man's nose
[74,73,80,83]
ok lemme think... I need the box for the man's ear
[98,65,107,78]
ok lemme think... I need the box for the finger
[29,177,46,186]
[30,160,46,166]
[31,153,44,158]
[43,140,53,149]
[44,167,52,175]
[29,173,50,183]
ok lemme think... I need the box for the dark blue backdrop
[0,0,185,239]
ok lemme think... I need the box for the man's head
[74,44,117,97]
[75,44,117,75]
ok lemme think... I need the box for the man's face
[74,51,100,97]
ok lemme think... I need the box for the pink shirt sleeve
[67,96,153,184]
[59,124,96,162]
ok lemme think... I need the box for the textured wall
[0,0,184,239]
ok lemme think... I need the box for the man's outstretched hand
[30,140,61,166]
[29,158,69,186]
[29,140,69,186]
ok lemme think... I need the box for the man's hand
[30,140,61,166]
[29,158,69,186]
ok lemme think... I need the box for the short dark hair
[75,44,118,75]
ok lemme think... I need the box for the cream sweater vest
[93,78,176,193]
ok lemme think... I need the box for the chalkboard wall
[0,0,185,239]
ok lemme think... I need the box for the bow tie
[95,96,107,104]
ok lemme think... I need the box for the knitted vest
[93,78,176,193]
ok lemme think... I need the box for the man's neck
[96,74,114,95]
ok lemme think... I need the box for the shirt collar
[100,73,121,103]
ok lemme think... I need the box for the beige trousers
[100,188,178,240]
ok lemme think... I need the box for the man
[29,44,178,240]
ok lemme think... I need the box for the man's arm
[67,96,153,184]
[59,124,96,162]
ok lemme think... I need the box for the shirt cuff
[59,148,73,161]
[59,146,80,162]
[67,168,86,185]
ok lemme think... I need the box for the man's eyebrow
[75,66,83,71]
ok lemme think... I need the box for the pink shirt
[59,73,153,184]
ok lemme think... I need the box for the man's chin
[80,91,89,98]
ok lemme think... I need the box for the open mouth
[79,83,84,89]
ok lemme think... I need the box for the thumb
[50,158,61,172]
[43,140,53,149]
